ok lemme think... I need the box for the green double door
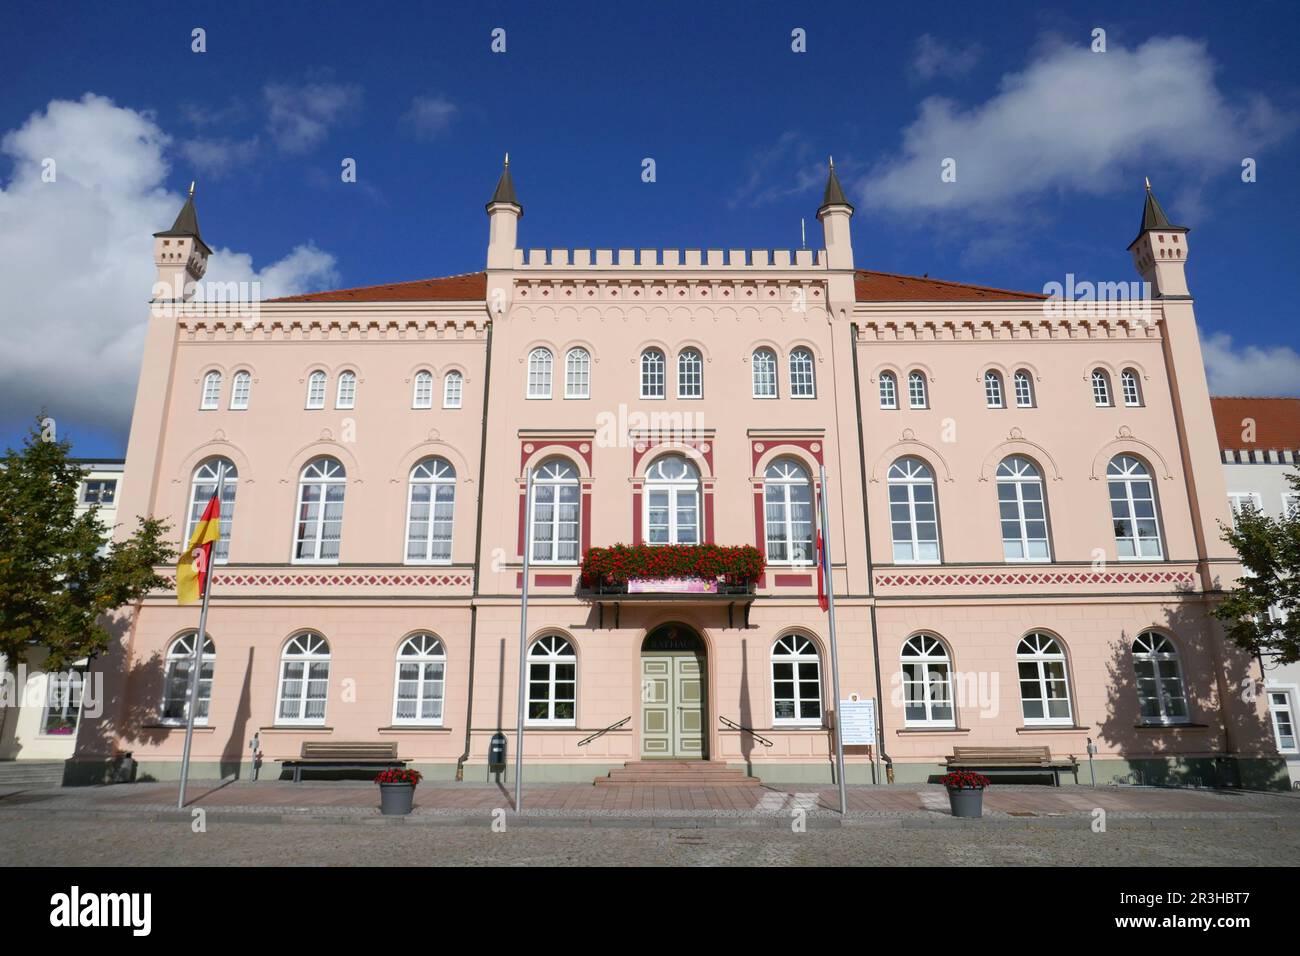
[640,652,705,758]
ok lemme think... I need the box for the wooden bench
[946,746,1078,787]
[279,742,407,783]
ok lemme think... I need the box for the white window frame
[640,348,666,399]
[1016,632,1072,726]
[984,371,1005,409]
[530,458,580,564]
[187,458,237,563]
[677,348,703,399]
[565,348,590,399]
[443,370,463,409]
[888,457,941,563]
[763,459,814,566]
[908,371,927,409]
[276,632,331,726]
[392,633,446,726]
[229,370,251,410]
[335,370,357,409]
[644,455,700,545]
[41,663,89,737]
[771,634,823,726]
[527,348,553,399]
[1266,685,1298,754]
[160,633,215,726]
[879,372,898,410]
[1013,370,1034,408]
[900,634,955,727]
[1108,455,1163,559]
[412,370,434,409]
[1092,369,1113,407]
[1228,492,1263,524]
[526,634,576,726]
[293,457,346,564]
[306,370,327,409]
[1131,631,1189,725]
[752,348,778,398]
[1121,369,1143,407]
[997,456,1051,562]
[405,457,456,564]
[789,348,816,398]
[1284,492,1300,520]
[201,370,222,410]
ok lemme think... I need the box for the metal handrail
[719,715,774,747]
[577,716,631,747]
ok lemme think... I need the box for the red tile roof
[1210,397,1300,452]
[855,270,1047,302]
[267,271,487,303]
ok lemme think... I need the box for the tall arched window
[1121,368,1143,407]
[201,370,222,410]
[1017,632,1071,725]
[772,634,822,725]
[443,370,463,409]
[1132,631,1188,724]
[335,370,357,409]
[527,634,575,725]
[406,457,455,563]
[1092,369,1113,407]
[527,347,553,398]
[752,348,778,398]
[161,632,215,724]
[984,370,1005,408]
[565,347,590,399]
[997,456,1050,561]
[230,370,251,410]
[908,370,927,408]
[277,632,330,725]
[531,458,580,563]
[1108,455,1163,558]
[879,371,898,409]
[645,454,700,545]
[188,458,237,562]
[888,457,940,563]
[294,457,346,563]
[764,459,813,564]
[901,634,954,726]
[1013,370,1034,407]
[640,348,666,398]
[306,370,327,409]
[393,633,446,725]
[412,370,433,409]
[789,347,816,398]
[677,348,703,398]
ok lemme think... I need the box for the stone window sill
[896,727,971,735]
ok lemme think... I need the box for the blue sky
[2,0,1298,457]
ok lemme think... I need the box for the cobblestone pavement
[4,814,1299,866]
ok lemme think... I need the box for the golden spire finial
[829,155,835,170]
[504,152,509,168]
[188,181,195,199]
[1144,176,1151,192]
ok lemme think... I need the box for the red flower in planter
[580,543,765,586]
[939,770,990,790]
[374,768,423,786]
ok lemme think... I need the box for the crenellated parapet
[513,248,826,269]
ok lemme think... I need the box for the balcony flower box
[580,544,764,595]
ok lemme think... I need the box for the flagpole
[177,464,224,809]
[819,466,849,815]
[513,466,534,814]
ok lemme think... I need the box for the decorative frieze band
[874,568,1197,589]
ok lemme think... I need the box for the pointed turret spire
[487,153,521,212]
[819,156,853,214]
[1135,177,1183,238]
[153,182,210,254]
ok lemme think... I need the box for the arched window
[531,458,580,563]
[306,370,327,409]
[879,371,898,409]
[772,634,822,725]
[277,632,330,725]
[161,632,215,724]
[187,458,237,562]
[677,348,703,399]
[201,370,222,410]
[764,459,813,564]
[888,457,940,563]
[1132,631,1188,724]
[230,370,251,410]
[984,370,1005,408]
[412,370,433,409]
[1017,632,1071,725]
[294,457,346,563]
[527,347,553,398]
[1092,369,1113,407]
[752,348,778,398]
[901,634,954,726]
[908,371,928,409]
[443,370,463,409]
[640,348,666,398]
[565,348,590,399]
[1121,368,1143,407]
[645,454,700,545]
[527,634,575,725]
[789,347,815,398]
[393,633,446,725]
[335,370,357,409]
[1013,370,1034,407]
[997,456,1050,561]
[1108,455,1163,559]
[406,457,455,563]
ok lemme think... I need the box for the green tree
[0,416,174,685]
[1213,473,1300,664]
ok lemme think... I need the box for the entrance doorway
[640,624,706,759]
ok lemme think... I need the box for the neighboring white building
[1213,398,1300,786]
[0,460,124,771]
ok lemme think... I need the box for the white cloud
[912,34,982,80]
[727,130,829,209]
[0,93,338,435]
[178,135,261,178]
[402,94,459,141]
[1202,332,1300,397]
[861,36,1295,217]
[264,81,362,153]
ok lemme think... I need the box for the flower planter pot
[379,782,416,816]
[947,786,984,818]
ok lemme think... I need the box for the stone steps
[595,760,761,787]
[0,760,65,787]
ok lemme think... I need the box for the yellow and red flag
[176,493,221,605]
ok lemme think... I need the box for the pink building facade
[72,164,1285,787]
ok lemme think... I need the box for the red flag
[816,531,829,612]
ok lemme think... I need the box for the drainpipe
[457,321,494,781]
[850,322,892,782]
